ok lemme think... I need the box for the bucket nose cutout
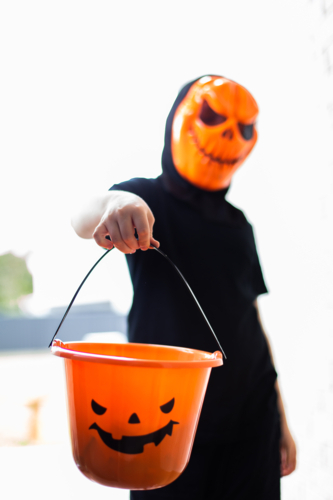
[128,413,141,424]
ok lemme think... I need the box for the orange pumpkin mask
[171,76,259,191]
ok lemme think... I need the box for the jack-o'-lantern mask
[171,76,259,191]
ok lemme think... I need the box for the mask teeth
[214,140,238,164]
[193,129,243,166]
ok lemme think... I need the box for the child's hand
[92,191,160,254]
[280,425,297,477]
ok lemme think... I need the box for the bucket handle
[48,245,226,359]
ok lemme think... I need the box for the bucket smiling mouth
[89,420,179,455]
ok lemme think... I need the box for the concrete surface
[0,444,129,500]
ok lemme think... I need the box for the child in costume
[72,75,296,499]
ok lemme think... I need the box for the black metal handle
[48,248,113,347]
[48,245,226,359]
[151,246,226,358]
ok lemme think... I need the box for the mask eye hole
[160,398,175,414]
[238,123,254,140]
[199,100,227,126]
[91,399,107,415]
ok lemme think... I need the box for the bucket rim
[51,339,223,368]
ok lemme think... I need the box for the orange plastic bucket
[51,339,222,490]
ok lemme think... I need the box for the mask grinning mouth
[189,127,244,166]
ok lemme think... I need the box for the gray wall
[0,302,127,351]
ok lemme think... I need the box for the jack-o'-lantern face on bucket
[89,397,179,455]
[171,76,259,191]
[51,340,222,489]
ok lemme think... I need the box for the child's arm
[71,190,160,253]
[254,300,297,477]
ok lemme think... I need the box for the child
[72,75,296,499]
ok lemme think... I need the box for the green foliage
[0,252,33,315]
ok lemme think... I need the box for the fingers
[150,237,160,249]
[280,437,297,477]
[110,215,139,253]
[280,446,288,477]
[93,219,137,254]
[282,453,296,476]
[93,201,160,254]
[133,210,156,251]
[92,223,114,250]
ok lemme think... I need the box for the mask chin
[174,157,245,192]
[171,76,258,191]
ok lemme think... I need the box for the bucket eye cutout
[91,399,107,415]
[92,398,175,416]
[160,398,175,414]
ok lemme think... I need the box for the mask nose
[128,413,141,424]
[222,129,233,140]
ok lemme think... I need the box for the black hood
[160,76,246,225]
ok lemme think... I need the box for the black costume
[110,80,281,499]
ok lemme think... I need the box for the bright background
[1,0,333,498]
